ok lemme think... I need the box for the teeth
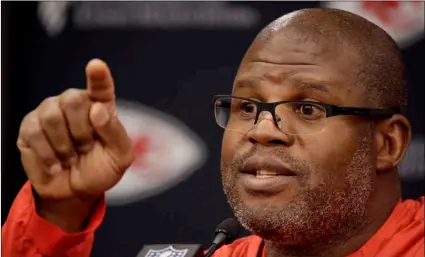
[256,174,276,178]
[256,170,278,177]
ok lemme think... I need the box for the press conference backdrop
[1,2,424,257]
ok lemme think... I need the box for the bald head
[255,8,406,112]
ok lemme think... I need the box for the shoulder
[388,196,424,231]
[407,196,424,219]
[212,235,263,257]
[357,197,424,257]
[394,197,424,255]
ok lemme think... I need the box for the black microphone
[204,218,241,257]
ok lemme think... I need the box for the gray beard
[221,134,375,255]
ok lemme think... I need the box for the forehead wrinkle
[261,70,330,94]
[234,73,331,96]
[255,9,405,110]
[236,44,365,106]
[253,31,355,67]
[238,61,340,89]
[244,45,361,96]
[262,67,291,84]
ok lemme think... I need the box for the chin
[228,190,318,245]
[234,206,316,245]
[233,202,305,244]
[232,194,289,229]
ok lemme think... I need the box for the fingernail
[49,163,62,175]
[97,106,110,126]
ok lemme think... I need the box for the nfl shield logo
[145,245,189,257]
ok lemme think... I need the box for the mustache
[227,145,312,176]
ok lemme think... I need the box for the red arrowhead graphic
[361,2,399,25]
[133,136,150,168]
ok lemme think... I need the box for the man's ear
[374,114,412,172]
[374,114,411,173]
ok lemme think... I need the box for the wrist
[33,188,102,233]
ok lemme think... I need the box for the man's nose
[247,112,294,146]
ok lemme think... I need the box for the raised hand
[16,59,134,232]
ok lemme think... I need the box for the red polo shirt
[2,181,424,257]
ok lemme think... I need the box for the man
[2,8,424,257]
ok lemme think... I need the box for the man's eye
[300,104,315,115]
[294,103,325,119]
[240,102,256,114]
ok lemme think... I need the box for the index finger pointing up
[86,59,116,112]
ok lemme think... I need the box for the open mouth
[239,157,297,179]
[240,169,296,178]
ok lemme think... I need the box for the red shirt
[2,181,424,257]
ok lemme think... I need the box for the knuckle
[70,121,94,144]
[42,112,63,128]
[40,96,58,107]
[60,89,87,110]
[20,110,36,126]
[21,113,43,140]
[19,111,35,134]
[39,107,63,128]
[56,145,73,159]
[55,142,73,155]
[26,126,43,141]
[79,125,94,136]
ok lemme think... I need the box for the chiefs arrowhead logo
[38,1,71,37]
[323,1,424,48]
[105,100,208,206]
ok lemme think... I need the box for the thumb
[89,102,134,165]
[86,59,117,114]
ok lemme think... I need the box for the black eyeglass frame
[212,95,400,128]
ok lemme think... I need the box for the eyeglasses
[212,95,400,136]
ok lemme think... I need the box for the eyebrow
[234,79,258,90]
[234,79,330,93]
[295,83,329,93]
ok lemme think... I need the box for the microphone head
[214,218,241,244]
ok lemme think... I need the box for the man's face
[220,31,378,245]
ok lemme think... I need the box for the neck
[265,177,401,257]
